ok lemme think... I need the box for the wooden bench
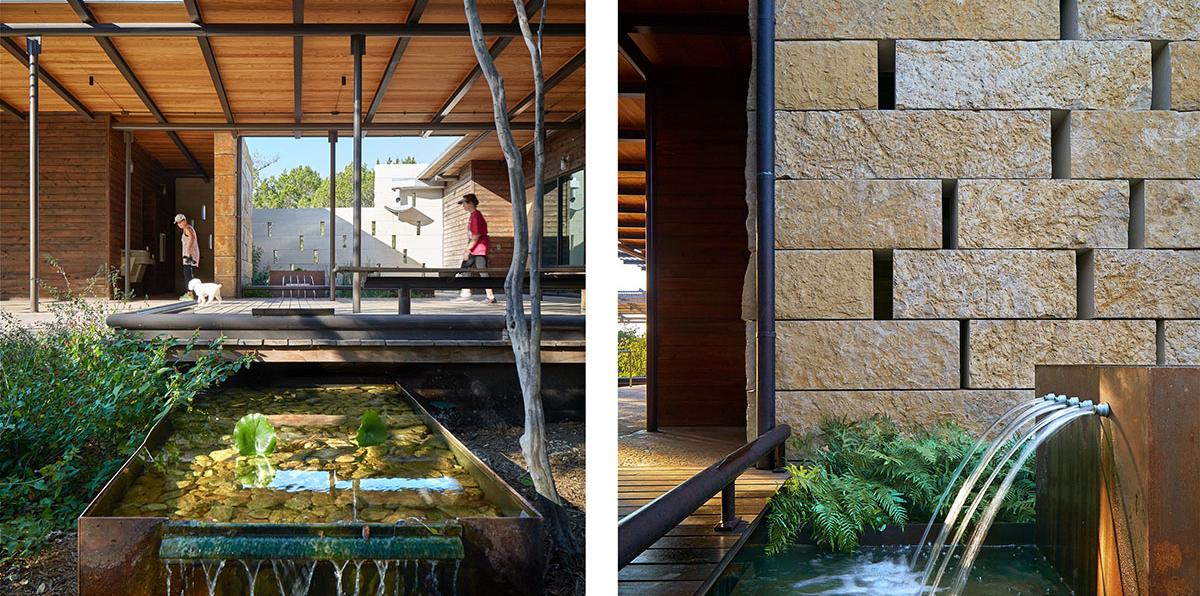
[336,266,585,314]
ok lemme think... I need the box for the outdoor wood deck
[618,466,787,596]
[187,293,582,316]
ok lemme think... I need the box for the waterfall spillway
[911,393,1110,596]
[161,557,461,596]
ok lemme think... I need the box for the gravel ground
[430,408,586,596]
[1,532,76,596]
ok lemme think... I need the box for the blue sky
[245,136,461,178]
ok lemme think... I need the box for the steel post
[755,0,778,469]
[350,34,364,313]
[328,130,337,301]
[123,131,131,297]
[27,36,40,312]
[714,482,741,532]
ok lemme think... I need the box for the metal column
[27,36,40,312]
[123,131,131,297]
[328,130,337,301]
[755,0,778,469]
[350,34,364,313]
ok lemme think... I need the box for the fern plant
[765,415,1037,555]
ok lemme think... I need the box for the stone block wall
[772,0,1199,435]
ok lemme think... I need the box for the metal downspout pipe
[755,0,777,468]
[124,131,131,297]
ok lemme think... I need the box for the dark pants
[182,259,195,292]
[461,255,488,276]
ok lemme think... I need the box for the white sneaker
[481,297,497,304]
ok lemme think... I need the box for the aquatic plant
[765,416,1035,555]
[0,262,250,560]
[233,413,278,457]
[355,409,388,447]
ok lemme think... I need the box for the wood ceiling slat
[619,96,645,129]
[300,36,390,119]
[109,37,222,117]
[34,37,142,115]
[210,37,293,116]
[0,46,76,113]
[453,38,583,117]
[193,0,293,24]
[303,0,413,23]
[375,38,480,120]
[618,138,646,163]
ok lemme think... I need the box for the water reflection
[266,469,462,493]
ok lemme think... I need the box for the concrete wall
[769,0,1200,435]
[251,203,443,275]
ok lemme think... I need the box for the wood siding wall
[649,66,751,426]
[442,160,515,270]
[1,113,112,299]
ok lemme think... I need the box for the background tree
[317,162,376,208]
[252,165,323,209]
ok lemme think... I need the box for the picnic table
[335,266,585,314]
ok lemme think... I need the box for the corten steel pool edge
[77,383,544,596]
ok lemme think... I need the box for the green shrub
[617,329,646,378]
[0,265,249,560]
[765,416,1035,555]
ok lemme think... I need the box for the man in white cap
[175,213,200,298]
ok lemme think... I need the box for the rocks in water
[110,384,501,525]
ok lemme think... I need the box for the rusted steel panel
[1036,365,1199,596]
[77,516,165,596]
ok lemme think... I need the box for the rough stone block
[1078,0,1200,40]
[1164,320,1200,365]
[895,41,1151,110]
[1173,42,1200,111]
[776,41,877,109]
[894,250,1077,319]
[776,250,873,319]
[1095,250,1200,318]
[969,320,1156,388]
[1071,111,1200,179]
[778,389,1033,435]
[776,0,1058,40]
[776,321,960,390]
[1145,180,1200,248]
[777,111,1051,179]
[775,180,941,249]
[958,180,1128,248]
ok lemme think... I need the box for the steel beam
[28,36,40,313]
[422,1,539,133]
[0,97,24,120]
[64,0,209,181]
[507,50,584,119]
[617,34,651,81]
[108,121,576,132]
[182,0,233,124]
[350,34,364,313]
[0,38,93,120]
[0,23,585,38]
[364,0,430,124]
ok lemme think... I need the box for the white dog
[187,278,223,306]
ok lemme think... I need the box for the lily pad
[235,457,275,489]
[356,409,388,447]
[233,413,277,457]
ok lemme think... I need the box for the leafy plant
[0,260,249,561]
[617,328,647,378]
[355,409,388,447]
[765,416,1036,555]
[233,413,277,457]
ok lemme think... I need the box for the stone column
[213,132,238,297]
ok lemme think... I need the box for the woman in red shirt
[457,193,496,303]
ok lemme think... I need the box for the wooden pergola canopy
[0,0,585,178]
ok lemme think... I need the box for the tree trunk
[463,0,560,505]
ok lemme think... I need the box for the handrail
[617,424,790,568]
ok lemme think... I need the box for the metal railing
[617,424,790,568]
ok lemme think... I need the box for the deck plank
[618,466,786,596]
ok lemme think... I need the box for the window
[313,250,319,264]
[341,235,347,249]
[391,235,397,249]
[272,250,279,262]
[539,167,586,266]
[370,221,377,235]
[298,235,304,250]
[267,222,273,237]
[201,205,207,221]
[415,221,421,236]
[403,249,408,263]
[320,221,325,236]
[208,234,213,250]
